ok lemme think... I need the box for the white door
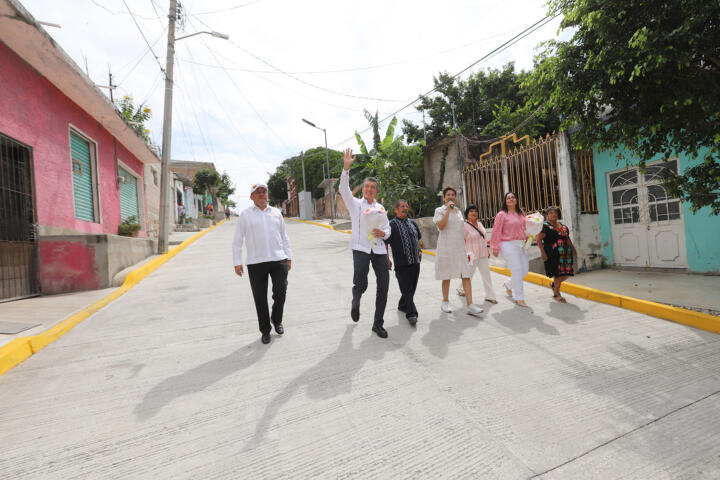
[608,160,687,268]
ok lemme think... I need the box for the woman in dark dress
[536,206,577,302]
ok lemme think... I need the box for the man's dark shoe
[273,322,284,335]
[351,304,360,322]
[407,315,418,326]
[261,333,271,344]
[372,324,388,338]
[397,304,407,313]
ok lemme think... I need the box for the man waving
[339,148,391,338]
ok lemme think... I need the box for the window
[69,129,99,222]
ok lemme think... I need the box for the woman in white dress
[433,186,468,313]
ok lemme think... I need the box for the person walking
[233,183,292,344]
[434,186,480,314]
[225,205,231,221]
[386,199,423,326]
[490,192,529,307]
[340,148,391,339]
[462,204,497,306]
[537,206,577,302]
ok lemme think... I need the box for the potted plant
[118,215,142,237]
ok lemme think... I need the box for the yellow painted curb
[0,220,227,377]
[293,220,720,334]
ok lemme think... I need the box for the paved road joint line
[0,221,226,377]
[287,217,720,334]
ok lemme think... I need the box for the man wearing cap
[340,148,391,339]
[233,183,292,344]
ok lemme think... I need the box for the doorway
[607,159,687,268]
[0,133,39,301]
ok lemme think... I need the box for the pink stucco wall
[0,42,147,236]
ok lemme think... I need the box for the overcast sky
[22,0,565,208]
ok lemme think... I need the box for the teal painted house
[593,146,720,273]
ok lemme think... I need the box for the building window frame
[68,125,101,223]
[117,159,145,229]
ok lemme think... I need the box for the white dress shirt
[233,204,292,266]
[339,168,391,254]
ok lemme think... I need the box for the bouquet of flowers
[524,211,544,250]
[362,206,388,249]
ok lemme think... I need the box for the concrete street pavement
[1,220,719,479]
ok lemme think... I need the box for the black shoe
[261,333,271,344]
[407,315,418,326]
[351,304,360,322]
[372,324,388,338]
[397,305,407,313]
[273,322,284,335]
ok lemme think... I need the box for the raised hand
[343,148,355,170]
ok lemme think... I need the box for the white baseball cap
[250,182,268,194]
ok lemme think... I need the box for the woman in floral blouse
[536,206,577,303]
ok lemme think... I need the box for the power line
[187,12,407,103]
[192,0,268,15]
[331,14,560,148]
[87,0,157,19]
[115,29,166,86]
[173,59,218,164]
[121,0,165,75]
[184,19,293,152]
[176,52,395,114]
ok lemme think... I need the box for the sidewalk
[391,246,720,317]
[0,229,211,348]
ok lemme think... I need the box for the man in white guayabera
[233,183,292,345]
[340,148,391,339]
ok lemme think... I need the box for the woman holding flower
[490,192,530,307]
[537,206,577,302]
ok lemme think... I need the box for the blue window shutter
[118,166,139,222]
[70,131,95,222]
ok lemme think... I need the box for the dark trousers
[352,250,389,326]
[247,260,288,334]
[395,263,420,317]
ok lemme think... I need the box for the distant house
[169,160,219,223]
[0,0,160,299]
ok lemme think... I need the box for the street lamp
[302,118,335,224]
[157,0,229,254]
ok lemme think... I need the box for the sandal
[485,299,498,304]
[516,300,528,308]
[457,288,465,297]
[553,295,567,303]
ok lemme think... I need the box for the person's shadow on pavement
[492,307,560,336]
[245,323,414,451]
[134,340,271,422]
[421,310,482,359]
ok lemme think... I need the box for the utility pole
[157,0,177,255]
[300,151,307,191]
[108,69,115,103]
[323,128,335,224]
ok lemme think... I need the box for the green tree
[217,171,235,205]
[402,64,560,145]
[528,0,720,213]
[118,95,153,143]
[192,168,221,212]
[267,169,288,206]
[355,111,438,217]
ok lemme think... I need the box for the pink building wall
[0,42,147,237]
[0,42,154,294]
